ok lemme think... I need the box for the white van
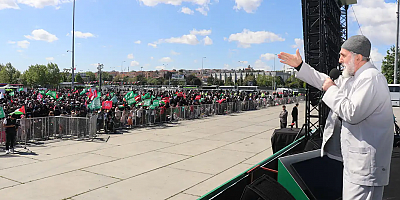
[388,84,400,106]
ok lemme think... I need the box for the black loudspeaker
[303,138,322,152]
[291,156,343,200]
[240,175,296,200]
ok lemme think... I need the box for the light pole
[71,0,76,90]
[273,54,277,90]
[202,57,206,81]
[121,61,126,74]
[98,63,103,91]
[163,64,169,85]
[395,0,399,84]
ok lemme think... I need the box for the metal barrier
[0,97,301,146]
[0,115,98,146]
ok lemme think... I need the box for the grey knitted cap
[341,35,371,57]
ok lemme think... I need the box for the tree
[244,75,256,86]
[22,64,47,87]
[275,76,284,87]
[256,75,268,87]
[207,76,215,85]
[75,74,84,83]
[46,62,61,86]
[285,75,304,88]
[102,72,113,81]
[134,74,147,85]
[86,71,96,81]
[225,76,234,86]
[382,46,399,84]
[147,78,158,85]
[185,74,202,86]
[0,63,21,84]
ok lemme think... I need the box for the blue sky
[0,0,398,73]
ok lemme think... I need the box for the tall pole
[98,63,103,91]
[273,55,276,90]
[71,0,75,90]
[395,0,399,84]
[202,57,206,82]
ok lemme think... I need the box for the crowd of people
[0,88,289,119]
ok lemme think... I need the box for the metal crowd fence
[0,115,98,146]
[102,96,301,129]
[0,96,301,145]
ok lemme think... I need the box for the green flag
[46,90,57,99]
[18,88,23,92]
[149,105,157,109]
[80,89,86,96]
[0,107,5,118]
[143,93,151,99]
[88,97,101,110]
[153,100,160,106]
[9,91,14,96]
[151,95,156,99]
[39,90,45,95]
[110,92,114,97]
[124,91,135,100]
[127,98,136,105]
[97,92,101,98]
[143,99,151,106]
[157,97,161,100]
[111,95,118,104]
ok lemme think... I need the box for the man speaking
[278,35,394,200]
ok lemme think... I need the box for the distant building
[210,70,291,83]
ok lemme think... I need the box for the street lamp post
[121,61,126,74]
[202,57,206,81]
[273,54,277,90]
[163,64,169,85]
[98,63,103,91]
[71,0,76,90]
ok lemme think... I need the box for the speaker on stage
[271,128,306,155]
[240,174,296,200]
[278,150,343,200]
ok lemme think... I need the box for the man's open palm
[278,49,303,68]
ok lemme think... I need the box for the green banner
[0,107,5,118]
[143,99,151,106]
[88,97,101,110]
[127,98,136,105]
[9,91,14,96]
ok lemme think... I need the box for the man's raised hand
[277,49,303,68]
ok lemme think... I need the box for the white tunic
[296,62,394,186]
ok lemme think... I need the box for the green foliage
[185,74,202,86]
[75,74,84,83]
[86,71,96,81]
[20,62,61,87]
[285,75,305,88]
[243,75,256,86]
[225,76,234,86]
[0,63,20,84]
[381,46,398,84]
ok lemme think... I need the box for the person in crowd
[4,114,18,154]
[291,103,299,128]
[279,105,288,128]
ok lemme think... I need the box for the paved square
[1,102,397,200]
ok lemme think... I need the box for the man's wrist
[295,61,303,71]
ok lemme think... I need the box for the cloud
[17,40,30,49]
[148,43,157,48]
[260,53,275,61]
[17,50,23,53]
[291,38,304,57]
[0,0,20,10]
[163,34,199,45]
[25,29,58,42]
[16,0,72,9]
[227,29,285,48]
[130,60,140,67]
[127,54,134,59]
[196,6,209,16]
[8,41,16,44]
[46,57,54,61]
[171,50,180,55]
[253,59,271,71]
[150,57,154,60]
[234,0,263,13]
[370,47,384,63]
[350,0,397,45]
[190,29,211,36]
[224,64,229,69]
[68,31,95,39]
[134,40,141,44]
[181,7,194,15]
[138,0,208,7]
[155,65,165,70]
[204,36,213,45]
[160,57,173,63]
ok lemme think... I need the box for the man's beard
[342,56,355,78]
